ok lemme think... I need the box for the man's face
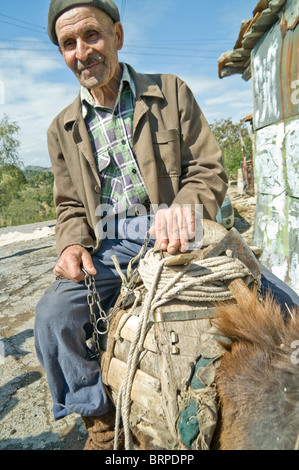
[56,6,123,90]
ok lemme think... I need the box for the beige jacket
[47,65,228,256]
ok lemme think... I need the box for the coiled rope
[114,248,254,450]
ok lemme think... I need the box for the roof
[218,0,288,81]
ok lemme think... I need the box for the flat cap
[48,0,120,45]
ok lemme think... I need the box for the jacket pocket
[152,129,181,176]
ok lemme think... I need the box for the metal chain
[82,231,151,359]
[82,267,109,360]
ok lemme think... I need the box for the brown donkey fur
[213,292,299,450]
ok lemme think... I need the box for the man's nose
[75,38,93,61]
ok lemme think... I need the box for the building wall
[251,0,299,293]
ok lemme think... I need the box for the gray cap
[48,0,120,45]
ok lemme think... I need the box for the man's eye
[86,31,99,41]
[64,40,76,51]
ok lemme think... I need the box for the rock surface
[0,221,87,450]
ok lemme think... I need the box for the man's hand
[53,245,97,283]
[149,206,196,254]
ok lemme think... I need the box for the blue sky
[0,0,257,167]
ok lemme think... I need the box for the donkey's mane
[213,292,299,450]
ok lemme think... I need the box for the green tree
[210,118,252,179]
[0,164,26,207]
[0,114,22,167]
[0,117,57,226]
[0,115,26,223]
[3,197,46,226]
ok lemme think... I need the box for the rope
[113,248,256,450]
[114,258,166,450]
[139,250,253,304]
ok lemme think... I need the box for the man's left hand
[149,206,195,254]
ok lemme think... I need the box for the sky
[0,0,258,168]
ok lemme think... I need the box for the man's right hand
[53,245,97,283]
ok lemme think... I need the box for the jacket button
[94,185,101,193]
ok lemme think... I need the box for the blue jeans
[34,216,154,420]
[34,216,299,420]
[260,266,299,318]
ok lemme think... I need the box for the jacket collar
[126,64,164,100]
[63,95,82,130]
[63,63,164,129]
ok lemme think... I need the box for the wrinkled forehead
[55,5,113,39]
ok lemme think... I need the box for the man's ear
[114,22,124,51]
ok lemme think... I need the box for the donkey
[112,291,299,451]
[212,292,299,450]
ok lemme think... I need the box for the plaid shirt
[81,64,149,215]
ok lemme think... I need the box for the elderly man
[34,0,229,450]
[35,0,299,451]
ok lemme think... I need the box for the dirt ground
[0,223,87,450]
[227,183,257,246]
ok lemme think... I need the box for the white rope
[139,250,252,304]
[114,257,167,450]
[114,248,255,450]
